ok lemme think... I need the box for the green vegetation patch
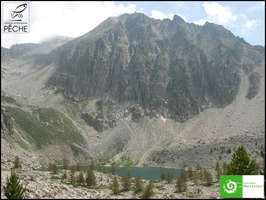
[2,95,17,105]
[6,106,85,149]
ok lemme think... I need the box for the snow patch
[160,116,167,123]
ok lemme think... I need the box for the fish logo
[10,3,27,21]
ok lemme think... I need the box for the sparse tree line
[3,146,265,199]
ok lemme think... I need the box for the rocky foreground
[1,168,219,199]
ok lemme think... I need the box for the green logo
[220,175,243,198]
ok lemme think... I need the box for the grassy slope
[5,106,86,149]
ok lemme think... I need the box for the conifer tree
[180,168,187,182]
[4,170,26,199]
[52,164,58,174]
[122,170,131,191]
[227,146,257,175]
[86,168,96,187]
[70,169,76,186]
[89,159,94,170]
[76,162,80,171]
[61,172,67,182]
[260,151,265,175]
[111,164,116,175]
[198,168,204,184]
[160,172,165,181]
[203,169,213,186]
[134,177,143,194]
[141,180,154,199]
[48,163,53,171]
[78,172,84,186]
[111,176,120,195]
[166,173,173,183]
[63,158,69,170]
[187,167,193,179]
[175,177,186,193]
[103,166,107,174]
[215,162,221,181]
[13,156,22,169]
[192,171,199,185]
[222,162,228,174]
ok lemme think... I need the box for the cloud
[178,14,188,22]
[245,19,257,29]
[202,2,237,24]
[151,10,174,20]
[193,2,237,26]
[1,1,137,48]
[193,19,207,25]
[151,10,187,22]
[239,14,258,34]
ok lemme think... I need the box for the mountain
[1,13,265,169]
[48,13,264,122]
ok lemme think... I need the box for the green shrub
[141,180,154,199]
[227,146,257,175]
[4,170,26,199]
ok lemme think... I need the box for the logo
[220,175,264,198]
[220,175,242,198]
[223,179,238,194]
[10,3,28,21]
[2,1,30,33]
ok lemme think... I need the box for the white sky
[1,1,265,48]
[1,1,137,48]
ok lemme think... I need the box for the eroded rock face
[1,107,14,135]
[48,13,264,122]
[246,71,261,99]
[81,112,110,132]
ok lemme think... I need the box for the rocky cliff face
[48,13,264,122]
[1,107,14,135]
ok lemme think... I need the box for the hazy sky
[1,1,265,48]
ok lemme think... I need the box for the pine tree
[187,167,193,179]
[4,170,26,199]
[166,173,173,184]
[70,169,76,186]
[198,168,204,184]
[76,162,80,171]
[86,168,96,187]
[111,164,116,175]
[180,168,187,182]
[111,176,120,195]
[78,172,84,186]
[63,158,69,170]
[52,164,58,174]
[175,177,186,193]
[215,162,221,181]
[13,156,22,169]
[141,180,154,199]
[134,177,143,194]
[222,162,228,174]
[160,172,165,181]
[192,171,199,185]
[61,172,67,182]
[48,163,53,171]
[103,167,107,174]
[203,169,213,186]
[260,151,265,175]
[227,146,257,175]
[89,159,94,170]
[122,170,131,191]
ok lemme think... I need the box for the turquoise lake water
[40,165,180,180]
[96,166,180,180]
